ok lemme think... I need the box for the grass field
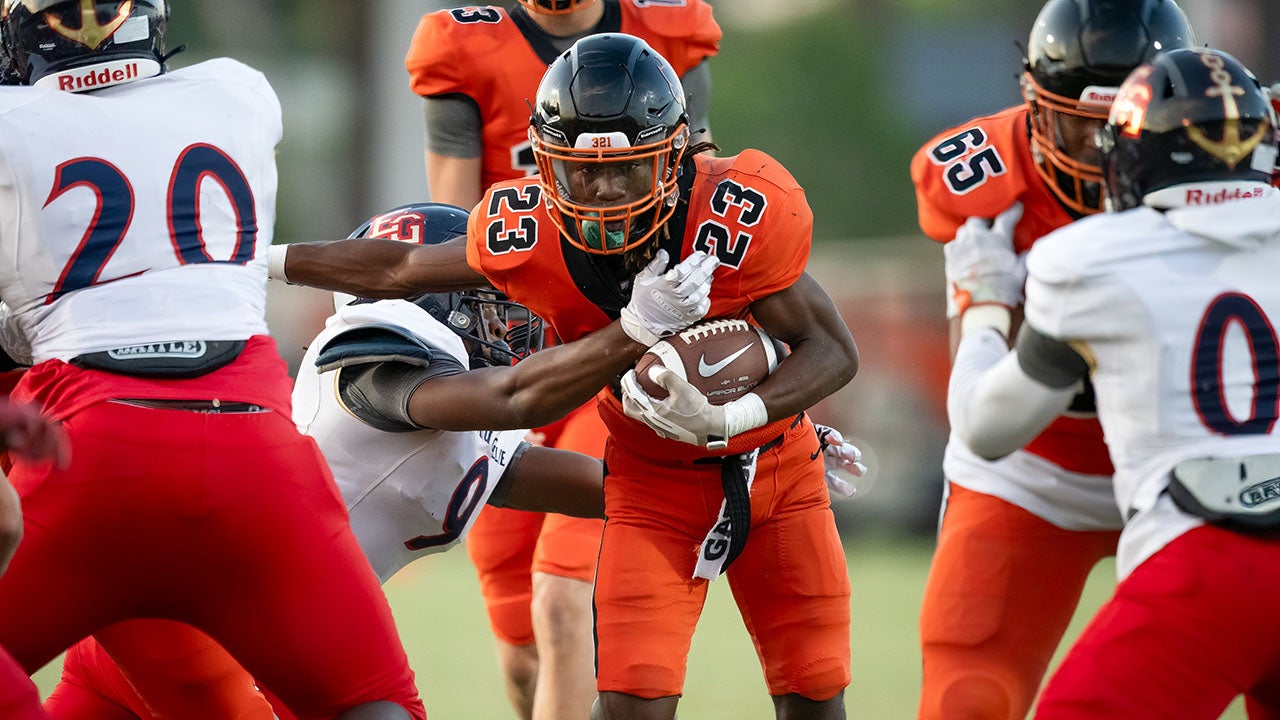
[31,534,1248,718]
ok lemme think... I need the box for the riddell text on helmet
[56,61,141,91]
[1184,185,1266,205]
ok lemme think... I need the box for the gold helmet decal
[46,0,132,51]
[1186,51,1268,169]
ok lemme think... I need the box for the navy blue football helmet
[343,202,543,369]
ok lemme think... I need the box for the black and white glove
[619,250,719,346]
[943,202,1025,337]
[619,364,768,450]
[813,424,867,499]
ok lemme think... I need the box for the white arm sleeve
[948,327,1078,460]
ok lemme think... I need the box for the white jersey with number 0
[1025,187,1280,578]
[292,298,527,582]
[0,59,280,363]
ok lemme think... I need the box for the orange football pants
[594,414,850,700]
[466,401,607,645]
[917,483,1118,720]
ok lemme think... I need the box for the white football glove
[813,424,867,499]
[619,250,720,346]
[620,364,768,450]
[943,202,1026,318]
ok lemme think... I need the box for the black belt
[689,414,805,574]
[110,398,269,414]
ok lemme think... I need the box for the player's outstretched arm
[410,321,646,431]
[322,251,718,433]
[270,236,485,298]
[948,327,1079,460]
[492,446,604,519]
[943,211,1084,460]
[410,252,719,431]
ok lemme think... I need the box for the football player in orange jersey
[38,199,717,720]
[909,1,1194,718]
[405,3,719,718]
[273,33,859,720]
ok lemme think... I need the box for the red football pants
[0,643,45,720]
[45,620,277,720]
[0,401,423,720]
[1036,524,1280,719]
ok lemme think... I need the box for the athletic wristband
[960,304,1011,339]
[724,392,769,438]
[618,305,661,347]
[267,244,290,284]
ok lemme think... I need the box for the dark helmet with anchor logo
[1,0,170,90]
[1098,47,1276,211]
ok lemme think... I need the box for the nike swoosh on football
[697,344,755,378]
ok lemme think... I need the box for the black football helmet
[1022,0,1195,215]
[515,0,597,15]
[1,0,169,90]
[530,33,690,256]
[1098,48,1276,211]
[343,202,543,369]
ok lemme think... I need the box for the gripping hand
[813,423,867,499]
[944,202,1026,318]
[0,402,69,468]
[620,364,767,450]
[620,250,720,346]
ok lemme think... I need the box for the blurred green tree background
[160,0,1279,246]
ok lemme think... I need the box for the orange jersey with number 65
[911,104,1113,477]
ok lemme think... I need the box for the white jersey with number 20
[0,58,280,363]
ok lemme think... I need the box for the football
[634,318,781,405]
